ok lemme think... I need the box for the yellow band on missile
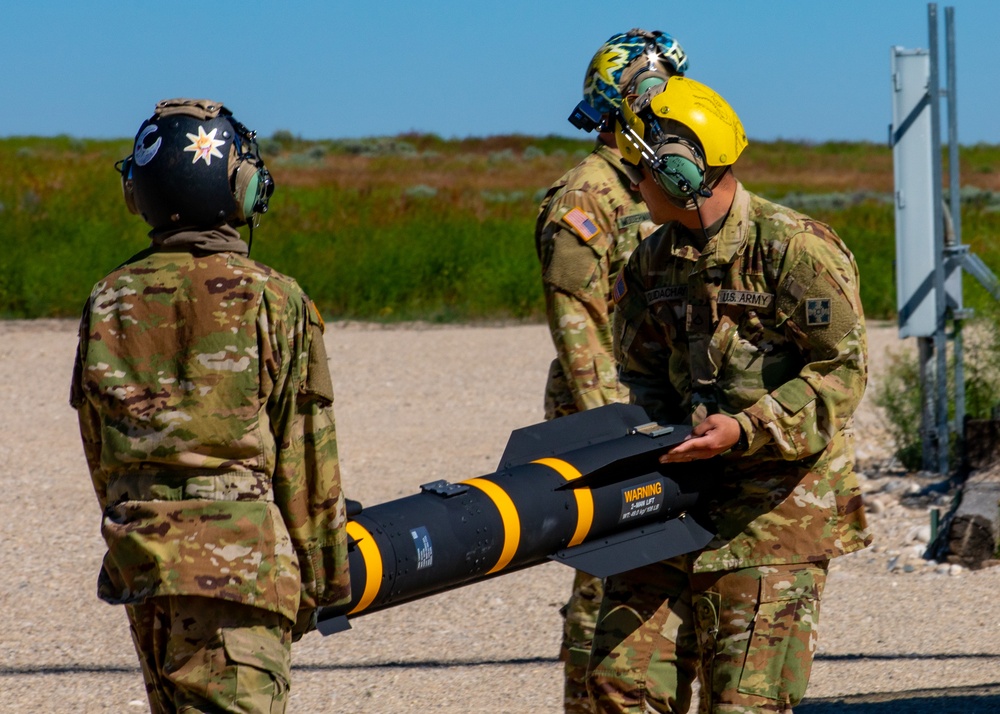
[346,521,382,615]
[532,457,594,547]
[463,477,520,574]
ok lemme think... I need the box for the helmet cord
[694,194,711,246]
[690,166,728,245]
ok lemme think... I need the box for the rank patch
[184,125,226,166]
[562,207,600,241]
[806,298,832,326]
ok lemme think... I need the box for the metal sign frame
[890,4,999,473]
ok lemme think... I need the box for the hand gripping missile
[317,403,713,635]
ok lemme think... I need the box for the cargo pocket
[737,567,825,704]
[223,626,292,714]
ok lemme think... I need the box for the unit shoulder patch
[805,298,832,326]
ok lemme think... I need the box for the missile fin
[316,614,352,635]
[549,515,714,578]
[498,403,653,468]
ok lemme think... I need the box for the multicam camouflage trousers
[587,558,828,714]
[125,596,292,713]
[562,570,604,713]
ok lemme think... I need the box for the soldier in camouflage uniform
[536,29,689,713]
[70,99,350,713]
[587,77,873,713]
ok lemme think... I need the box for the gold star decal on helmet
[184,125,226,166]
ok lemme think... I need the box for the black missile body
[318,404,713,635]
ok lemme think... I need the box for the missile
[317,403,713,635]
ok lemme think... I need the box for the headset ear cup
[119,156,140,215]
[656,155,704,198]
[232,159,262,223]
[652,138,706,198]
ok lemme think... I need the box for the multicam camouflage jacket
[536,142,658,419]
[70,228,350,621]
[612,182,872,571]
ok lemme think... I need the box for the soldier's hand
[659,414,741,463]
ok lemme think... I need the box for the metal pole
[946,7,961,246]
[946,6,966,460]
[920,336,937,470]
[953,318,965,465]
[928,3,950,474]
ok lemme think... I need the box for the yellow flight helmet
[617,76,748,168]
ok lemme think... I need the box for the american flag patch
[562,207,600,241]
[309,300,325,329]
[612,272,628,304]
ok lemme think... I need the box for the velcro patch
[562,207,600,241]
[806,298,832,326]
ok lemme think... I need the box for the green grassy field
[1,133,998,322]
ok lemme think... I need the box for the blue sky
[3,0,998,144]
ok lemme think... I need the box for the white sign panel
[891,47,937,338]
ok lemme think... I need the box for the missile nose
[345,498,363,517]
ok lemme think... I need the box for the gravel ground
[1,319,998,713]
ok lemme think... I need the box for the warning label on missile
[411,526,433,570]
[619,480,664,523]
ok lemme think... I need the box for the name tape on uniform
[717,290,774,308]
